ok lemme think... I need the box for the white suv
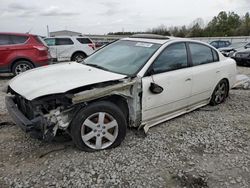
[44,36,96,62]
[5,34,236,151]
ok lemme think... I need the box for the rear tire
[70,101,127,152]
[12,60,34,75]
[210,79,229,106]
[72,53,86,63]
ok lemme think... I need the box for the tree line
[108,11,250,37]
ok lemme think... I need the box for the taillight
[34,45,48,56]
[88,43,96,50]
[34,45,48,51]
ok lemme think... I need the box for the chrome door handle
[185,78,191,81]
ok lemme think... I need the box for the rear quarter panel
[217,57,237,89]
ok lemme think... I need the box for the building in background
[49,30,82,37]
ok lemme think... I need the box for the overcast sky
[0,0,249,36]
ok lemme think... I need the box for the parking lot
[0,65,249,187]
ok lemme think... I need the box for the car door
[141,42,192,122]
[55,38,74,61]
[188,42,221,106]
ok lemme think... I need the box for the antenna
[47,25,50,37]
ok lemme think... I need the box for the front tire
[210,79,229,106]
[70,101,127,152]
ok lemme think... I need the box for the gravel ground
[0,67,250,188]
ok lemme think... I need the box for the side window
[152,43,188,74]
[210,41,217,47]
[10,35,29,44]
[0,34,11,45]
[44,38,56,46]
[189,43,214,66]
[219,41,224,48]
[56,38,74,45]
[77,38,91,44]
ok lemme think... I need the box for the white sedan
[5,34,236,151]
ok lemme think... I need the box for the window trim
[187,42,219,67]
[144,42,191,76]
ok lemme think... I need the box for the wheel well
[11,58,34,71]
[89,95,129,123]
[71,51,87,61]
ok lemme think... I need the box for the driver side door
[141,42,192,122]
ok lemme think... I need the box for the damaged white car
[5,34,236,151]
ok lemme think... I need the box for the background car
[44,36,96,62]
[0,32,51,75]
[210,40,231,49]
[233,47,250,66]
[218,42,250,57]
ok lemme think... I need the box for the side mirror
[149,82,163,94]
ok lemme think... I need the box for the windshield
[83,40,161,75]
[229,42,247,49]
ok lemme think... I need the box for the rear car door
[142,42,192,122]
[188,42,221,106]
[55,38,74,61]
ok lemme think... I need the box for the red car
[0,32,51,75]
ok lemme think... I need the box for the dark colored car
[0,32,51,75]
[219,42,250,57]
[210,40,231,49]
[233,43,250,66]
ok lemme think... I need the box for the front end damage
[5,77,142,141]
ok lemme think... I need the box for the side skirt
[142,99,210,133]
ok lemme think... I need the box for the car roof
[0,32,34,36]
[122,35,204,45]
[47,35,89,38]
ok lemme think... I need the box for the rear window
[189,43,214,66]
[77,38,92,44]
[10,35,28,44]
[34,36,45,45]
[56,38,74,45]
[0,34,11,45]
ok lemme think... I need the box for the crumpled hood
[9,62,126,100]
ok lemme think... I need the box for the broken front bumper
[5,96,44,135]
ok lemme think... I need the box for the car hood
[9,62,126,100]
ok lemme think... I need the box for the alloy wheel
[15,63,32,75]
[81,112,119,150]
[214,82,227,104]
